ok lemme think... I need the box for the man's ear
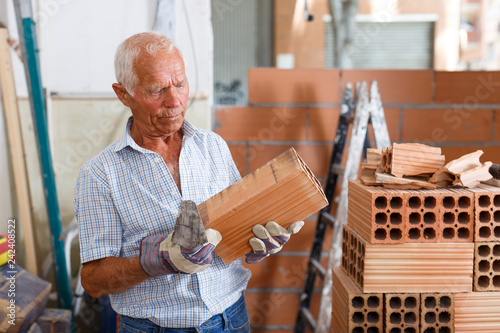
[112,83,131,107]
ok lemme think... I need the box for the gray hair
[114,32,181,94]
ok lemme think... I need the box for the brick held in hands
[470,184,500,242]
[420,293,454,333]
[331,267,383,333]
[344,224,474,293]
[384,293,420,333]
[455,292,500,332]
[473,242,500,292]
[347,180,407,244]
[198,148,328,264]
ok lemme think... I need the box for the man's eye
[152,90,162,95]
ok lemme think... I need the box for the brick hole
[438,328,451,333]
[458,212,470,224]
[409,212,421,224]
[342,258,347,269]
[443,212,454,224]
[367,328,379,333]
[442,196,455,209]
[478,275,490,288]
[360,259,364,271]
[391,197,403,209]
[458,196,471,208]
[352,296,364,308]
[350,249,354,261]
[495,195,500,207]
[458,228,470,239]
[438,311,451,324]
[493,276,500,288]
[390,228,403,240]
[479,195,491,207]
[479,245,491,257]
[374,228,387,240]
[350,234,355,247]
[360,275,364,287]
[367,296,380,308]
[495,226,500,238]
[352,239,358,251]
[390,329,402,333]
[478,260,490,272]
[408,228,421,240]
[356,271,361,284]
[367,312,379,324]
[424,196,437,209]
[442,228,454,239]
[424,213,436,224]
[423,328,436,333]
[439,296,452,308]
[353,328,363,333]
[479,211,491,223]
[493,245,500,256]
[424,228,436,240]
[479,226,492,238]
[390,213,402,225]
[495,211,500,222]
[404,329,417,333]
[409,196,421,209]
[353,254,357,267]
[493,260,500,272]
[424,312,436,324]
[375,212,387,225]
[424,297,436,309]
[390,297,402,309]
[375,196,388,209]
[361,244,365,255]
[390,312,402,324]
[352,312,364,324]
[404,312,417,324]
[405,297,417,309]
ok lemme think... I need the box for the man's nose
[163,87,181,108]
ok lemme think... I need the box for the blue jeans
[119,293,250,333]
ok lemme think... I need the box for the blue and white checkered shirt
[74,117,251,328]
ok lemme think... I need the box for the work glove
[245,221,304,264]
[140,229,222,276]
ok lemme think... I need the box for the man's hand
[245,221,304,264]
[140,229,222,276]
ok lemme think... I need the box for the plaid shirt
[74,117,251,328]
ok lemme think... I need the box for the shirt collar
[114,116,196,153]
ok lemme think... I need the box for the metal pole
[12,0,73,312]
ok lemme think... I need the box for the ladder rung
[310,258,325,278]
[299,307,317,330]
[331,165,345,176]
[321,212,335,227]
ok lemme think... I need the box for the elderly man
[74,32,303,332]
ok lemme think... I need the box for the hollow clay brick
[438,188,474,243]
[384,293,420,333]
[470,184,500,242]
[455,292,500,332]
[343,225,473,293]
[347,180,407,244]
[473,242,500,291]
[331,267,383,333]
[420,293,454,333]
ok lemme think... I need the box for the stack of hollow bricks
[214,69,500,332]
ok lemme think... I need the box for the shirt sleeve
[74,161,123,264]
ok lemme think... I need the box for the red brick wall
[214,69,500,332]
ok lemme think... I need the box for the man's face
[127,50,189,138]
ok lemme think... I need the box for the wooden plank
[455,292,500,332]
[199,148,328,264]
[0,28,38,275]
[343,224,474,293]
[331,267,383,333]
